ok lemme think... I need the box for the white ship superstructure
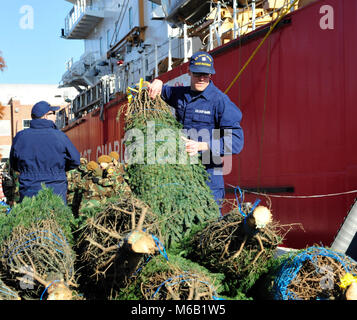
[59,0,308,124]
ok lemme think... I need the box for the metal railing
[206,0,296,50]
[60,0,300,125]
[64,0,104,36]
[136,0,297,80]
[71,80,102,116]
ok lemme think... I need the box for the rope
[151,234,169,261]
[0,200,11,213]
[0,285,18,299]
[8,241,65,263]
[228,184,357,199]
[224,0,300,94]
[245,189,357,199]
[234,185,260,217]
[273,246,357,300]
[130,255,152,278]
[129,232,169,278]
[5,230,69,263]
[40,280,60,300]
[4,229,67,255]
[152,273,223,300]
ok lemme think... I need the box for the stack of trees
[4,85,354,301]
[0,188,80,300]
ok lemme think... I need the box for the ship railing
[66,57,74,71]
[56,108,69,129]
[112,0,299,90]
[70,80,102,118]
[101,75,117,105]
[60,75,116,125]
[64,0,104,36]
[206,0,298,50]
[61,0,301,122]
[112,31,188,94]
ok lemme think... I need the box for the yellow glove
[339,273,357,289]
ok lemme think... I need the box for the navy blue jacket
[9,119,80,203]
[161,81,244,198]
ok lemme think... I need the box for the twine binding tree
[0,187,79,300]
[119,253,226,300]
[271,246,357,300]
[75,194,162,298]
[0,276,20,300]
[183,187,290,295]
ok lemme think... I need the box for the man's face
[44,111,57,122]
[189,71,211,92]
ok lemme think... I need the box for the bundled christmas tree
[0,187,80,300]
[269,246,357,300]
[119,88,220,249]
[75,194,162,299]
[117,252,230,300]
[182,195,286,296]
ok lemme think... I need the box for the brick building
[0,84,78,200]
[0,84,78,161]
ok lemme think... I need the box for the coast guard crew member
[9,101,80,204]
[148,51,244,208]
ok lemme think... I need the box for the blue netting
[130,232,169,279]
[273,246,357,300]
[40,280,60,300]
[5,229,69,263]
[0,201,11,214]
[0,284,18,299]
[3,228,74,281]
[234,186,261,218]
[151,234,168,261]
[151,272,224,300]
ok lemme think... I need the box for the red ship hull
[64,0,357,249]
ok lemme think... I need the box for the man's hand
[148,79,163,99]
[181,136,209,156]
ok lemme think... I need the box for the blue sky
[0,1,84,84]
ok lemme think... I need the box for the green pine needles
[182,209,284,296]
[120,89,220,249]
[117,252,227,300]
[0,186,76,246]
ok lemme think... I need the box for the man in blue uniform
[9,101,80,204]
[148,51,244,207]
